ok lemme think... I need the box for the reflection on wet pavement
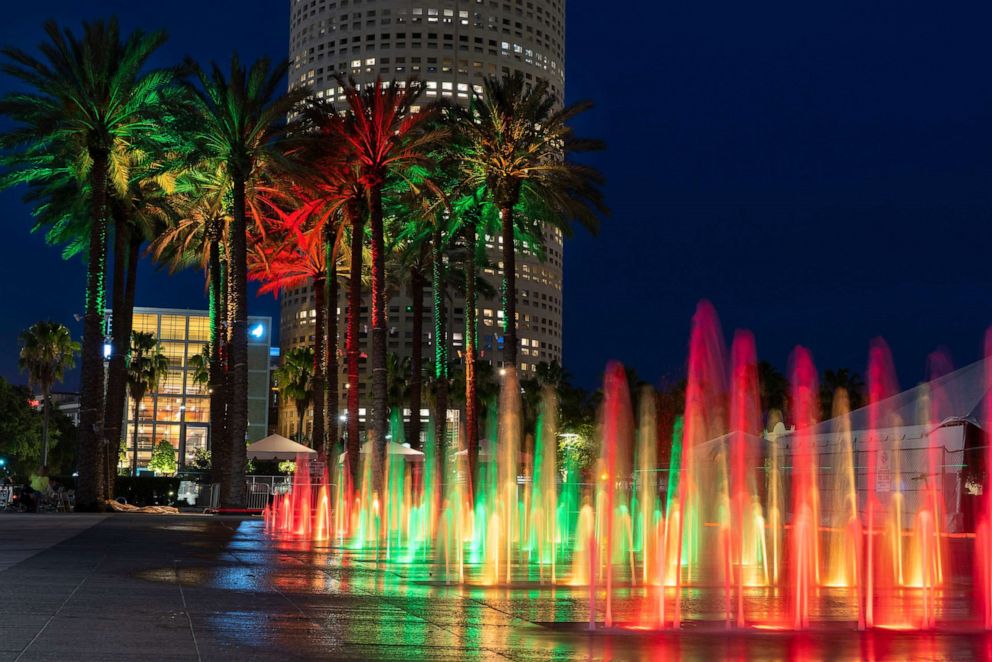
[2,514,992,660]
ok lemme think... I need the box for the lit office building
[108,307,272,470]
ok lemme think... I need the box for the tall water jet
[497,367,522,584]
[529,387,559,582]
[729,331,761,626]
[980,330,992,628]
[633,387,659,585]
[598,362,633,626]
[788,347,819,629]
[822,386,865,629]
[674,301,728,627]
[865,338,901,626]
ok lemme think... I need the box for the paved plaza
[0,514,988,660]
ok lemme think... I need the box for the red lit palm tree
[333,76,446,489]
[248,199,346,458]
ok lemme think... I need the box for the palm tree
[292,100,369,491]
[150,165,232,486]
[275,347,315,444]
[0,19,173,509]
[455,72,607,368]
[180,54,310,507]
[103,159,181,498]
[18,322,79,471]
[188,344,211,394]
[334,76,446,490]
[820,368,865,420]
[126,331,169,476]
[248,200,346,457]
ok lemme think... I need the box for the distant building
[31,391,80,426]
[105,307,272,470]
[282,0,567,444]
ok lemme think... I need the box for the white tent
[337,440,424,464]
[247,434,318,461]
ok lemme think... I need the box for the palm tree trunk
[223,177,249,508]
[500,206,518,368]
[464,221,479,491]
[208,224,227,484]
[41,388,51,470]
[76,147,109,511]
[312,271,327,453]
[346,209,364,494]
[297,402,307,444]
[104,221,139,498]
[368,188,388,495]
[409,262,425,450]
[431,223,448,502]
[326,253,339,458]
[131,395,141,476]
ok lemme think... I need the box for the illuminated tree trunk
[296,401,307,444]
[464,221,479,491]
[346,206,364,492]
[408,260,425,450]
[368,187,388,495]
[223,176,248,508]
[431,223,448,498]
[311,270,327,454]
[208,222,227,485]
[130,391,143,476]
[499,206,517,368]
[325,236,339,459]
[76,147,109,511]
[103,214,131,498]
[40,386,51,471]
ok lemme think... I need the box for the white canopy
[337,440,425,464]
[247,434,318,461]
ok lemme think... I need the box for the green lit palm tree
[150,164,232,485]
[180,54,310,506]
[127,331,169,476]
[102,160,182,498]
[18,321,79,471]
[455,72,607,368]
[0,19,173,509]
[275,347,315,444]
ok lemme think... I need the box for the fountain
[261,300,992,635]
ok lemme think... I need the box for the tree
[187,344,211,394]
[150,165,232,486]
[102,156,182,499]
[18,322,78,471]
[148,440,177,476]
[820,368,865,420]
[180,54,310,507]
[274,347,315,444]
[758,361,790,425]
[455,72,607,368]
[127,331,169,476]
[333,76,446,491]
[0,378,47,479]
[0,19,173,509]
[248,199,346,457]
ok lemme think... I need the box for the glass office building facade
[110,307,272,470]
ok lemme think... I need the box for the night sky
[2,1,991,392]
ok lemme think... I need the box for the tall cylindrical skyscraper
[280,0,566,443]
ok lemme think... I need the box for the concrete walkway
[0,514,989,661]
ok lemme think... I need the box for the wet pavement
[1,514,991,660]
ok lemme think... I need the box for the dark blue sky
[2,1,991,391]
